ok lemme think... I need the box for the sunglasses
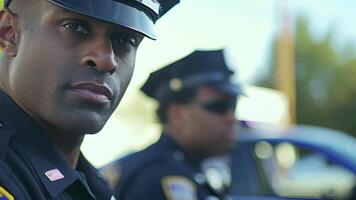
[194,98,237,114]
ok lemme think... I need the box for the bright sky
[82,0,356,167]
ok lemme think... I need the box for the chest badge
[162,176,197,200]
[0,186,14,200]
[45,168,64,181]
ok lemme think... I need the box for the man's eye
[63,22,88,34]
[112,35,137,51]
[114,36,136,47]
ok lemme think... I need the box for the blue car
[202,125,356,200]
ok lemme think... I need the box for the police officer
[0,0,178,199]
[103,49,244,200]
[346,186,356,200]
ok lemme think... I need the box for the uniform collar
[0,91,97,198]
[77,155,113,200]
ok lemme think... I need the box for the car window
[254,141,356,200]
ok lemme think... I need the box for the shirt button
[0,122,3,128]
[194,173,206,185]
[172,151,185,161]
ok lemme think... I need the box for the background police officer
[0,0,177,199]
[103,49,244,200]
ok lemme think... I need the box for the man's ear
[0,8,20,57]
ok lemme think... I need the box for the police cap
[141,49,245,100]
[4,0,179,40]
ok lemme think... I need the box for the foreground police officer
[103,49,244,200]
[0,0,178,199]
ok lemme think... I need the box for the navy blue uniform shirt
[0,91,112,200]
[104,134,224,200]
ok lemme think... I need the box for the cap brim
[48,0,157,39]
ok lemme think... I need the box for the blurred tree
[258,16,356,137]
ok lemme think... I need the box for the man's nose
[81,37,118,74]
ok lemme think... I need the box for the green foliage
[258,16,356,137]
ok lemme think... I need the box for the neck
[34,118,85,169]
[165,127,208,163]
[49,132,84,169]
[49,129,84,169]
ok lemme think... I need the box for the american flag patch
[45,169,64,181]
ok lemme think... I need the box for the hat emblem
[169,78,183,92]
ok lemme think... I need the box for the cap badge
[169,78,183,92]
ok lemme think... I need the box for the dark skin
[0,0,143,168]
[167,86,237,159]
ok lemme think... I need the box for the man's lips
[69,81,114,104]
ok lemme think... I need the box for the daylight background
[76,0,356,167]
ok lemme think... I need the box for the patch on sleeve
[162,176,197,200]
[0,186,14,200]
